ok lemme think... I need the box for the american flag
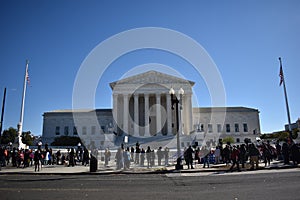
[26,64,30,85]
[279,65,284,86]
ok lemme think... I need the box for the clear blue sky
[0,0,299,136]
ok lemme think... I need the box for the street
[0,168,299,200]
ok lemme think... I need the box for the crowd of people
[182,139,300,172]
[0,144,90,172]
[1,139,299,172]
[113,142,170,170]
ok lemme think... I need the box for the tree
[222,136,235,145]
[51,136,82,146]
[22,131,34,146]
[0,127,17,144]
[0,127,34,145]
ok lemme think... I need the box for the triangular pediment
[110,70,195,90]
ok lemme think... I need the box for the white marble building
[42,71,260,147]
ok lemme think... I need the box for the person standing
[276,141,282,160]
[230,145,241,172]
[140,148,145,167]
[164,147,169,166]
[68,148,75,167]
[56,150,61,165]
[146,146,151,168]
[104,148,111,167]
[157,147,163,166]
[185,146,194,169]
[34,150,42,172]
[249,143,260,170]
[239,144,247,168]
[82,148,90,166]
[115,147,123,170]
[282,141,290,165]
[135,145,140,164]
[214,146,221,164]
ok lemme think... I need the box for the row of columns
[113,92,192,136]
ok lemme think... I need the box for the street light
[169,87,184,170]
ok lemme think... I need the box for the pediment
[110,70,195,90]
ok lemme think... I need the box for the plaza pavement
[0,160,298,175]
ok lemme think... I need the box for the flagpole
[0,87,7,143]
[279,57,292,139]
[17,60,29,149]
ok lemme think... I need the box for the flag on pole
[279,63,284,86]
[26,67,30,85]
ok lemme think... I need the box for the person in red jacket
[230,145,241,172]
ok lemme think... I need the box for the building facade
[42,71,261,147]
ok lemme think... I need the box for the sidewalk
[0,160,298,175]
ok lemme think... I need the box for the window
[235,124,239,132]
[101,125,105,133]
[208,124,213,133]
[91,126,96,135]
[217,124,222,133]
[55,126,60,135]
[226,124,230,133]
[200,124,204,132]
[236,138,240,143]
[82,126,87,135]
[243,123,248,132]
[64,126,69,136]
[73,127,78,135]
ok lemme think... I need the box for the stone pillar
[123,94,129,135]
[156,93,162,135]
[134,94,139,136]
[186,94,193,135]
[166,94,172,135]
[144,94,150,137]
[113,93,118,132]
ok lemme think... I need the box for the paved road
[0,169,299,200]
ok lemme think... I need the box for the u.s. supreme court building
[42,71,260,149]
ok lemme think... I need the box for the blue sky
[0,0,299,136]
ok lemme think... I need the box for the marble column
[113,93,118,132]
[186,94,193,135]
[144,94,150,137]
[123,94,129,135]
[166,94,172,135]
[134,93,139,136]
[156,93,162,135]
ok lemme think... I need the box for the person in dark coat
[68,148,75,167]
[290,143,300,165]
[185,146,194,169]
[282,142,290,165]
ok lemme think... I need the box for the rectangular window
[236,138,240,143]
[217,124,222,133]
[91,126,96,135]
[226,124,230,133]
[235,124,239,132]
[73,127,78,135]
[64,126,69,136]
[200,124,204,132]
[243,123,248,132]
[101,125,105,133]
[55,126,60,135]
[82,126,87,135]
[208,124,213,133]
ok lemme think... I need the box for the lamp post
[169,87,184,170]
